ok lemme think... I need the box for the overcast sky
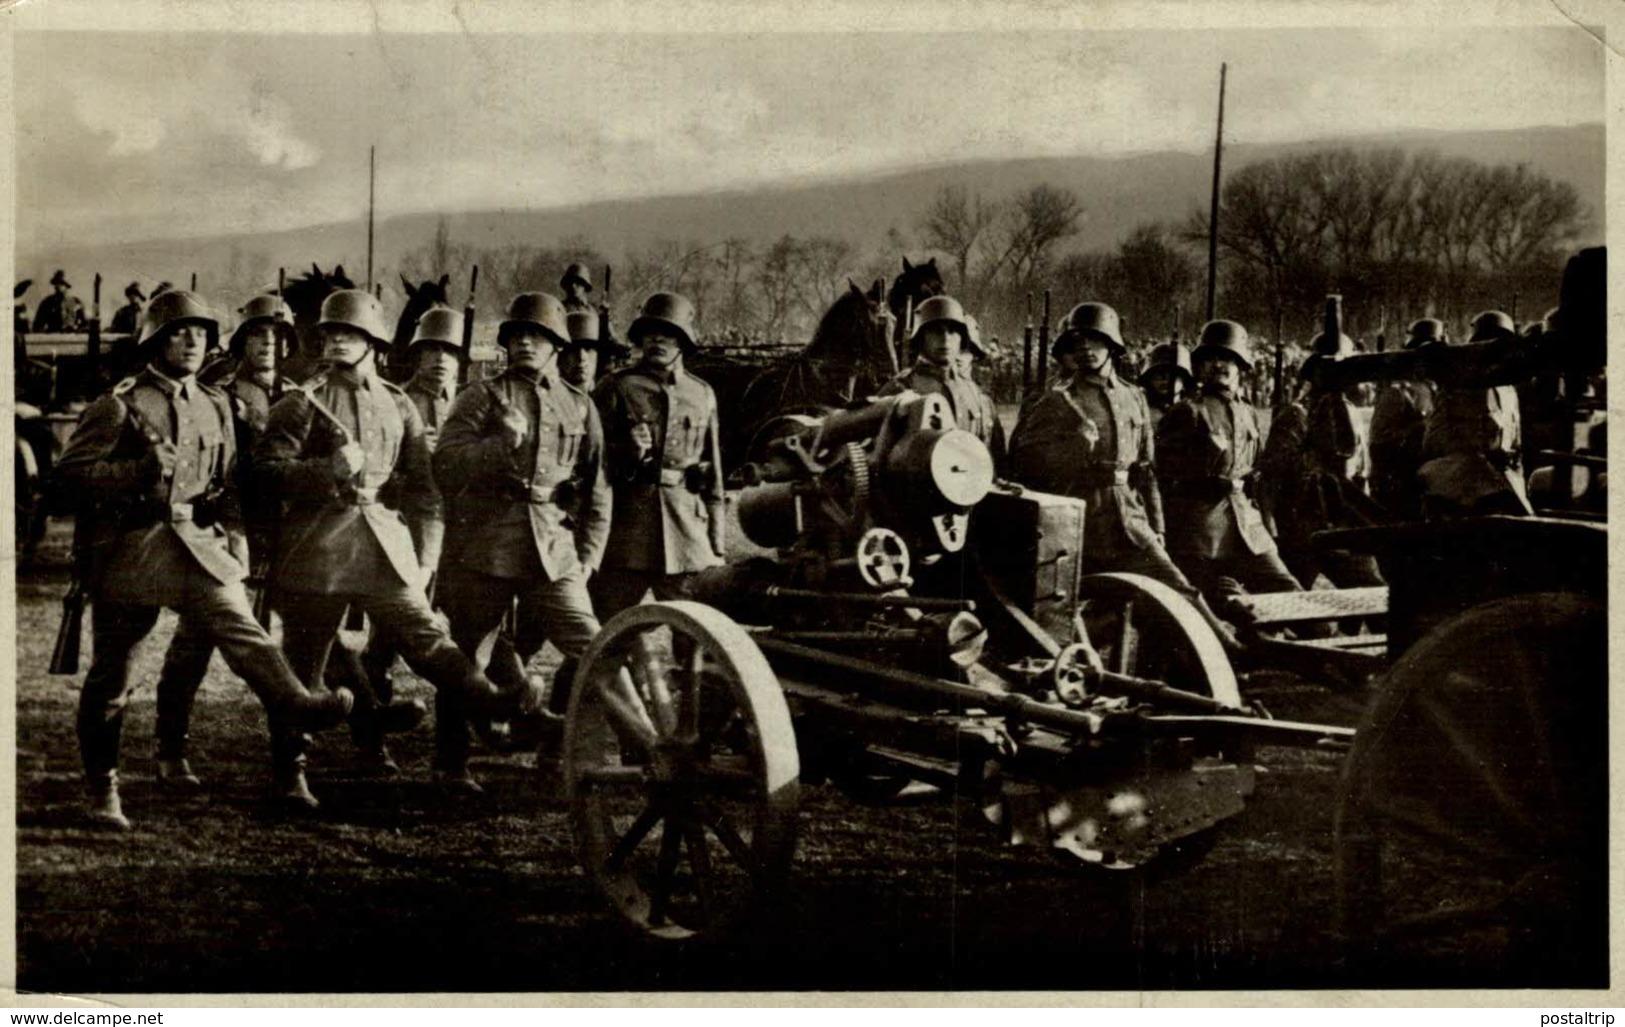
[12,0,1608,252]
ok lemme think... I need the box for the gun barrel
[761,586,974,613]
[49,583,84,675]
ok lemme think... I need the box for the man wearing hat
[33,270,86,333]
[110,282,146,336]
[52,290,355,828]
[256,289,538,806]
[1137,341,1194,431]
[1416,310,1531,517]
[1008,302,1242,650]
[879,294,1005,465]
[1368,318,1445,521]
[149,293,306,790]
[561,309,629,390]
[1256,330,1384,589]
[560,263,594,315]
[1156,320,1303,611]
[433,293,612,789]
[590,292,726,624]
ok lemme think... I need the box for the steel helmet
[1137,342,1194,386]
[138,289,218,347]
[317,289,391,346]
[907,294,984,357]
[409,307,465,355]
[229,293,296,355]
[1054,301,1124,356]
[500,292,570,346]
[1405,318,1447,349]
[566,310,598,344]
[1310,331,1356,358]
[560,263,593,292]
[1468,310,1516,344]
[630,292,698,349]
[1192,319,1254,369]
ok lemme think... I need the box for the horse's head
[887,256,945,325]
[804,279,899,393]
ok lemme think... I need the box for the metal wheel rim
[1075,572,1241,707]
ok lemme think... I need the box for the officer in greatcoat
[433,293,612,788]
[1368,318,1444,521]
[256,289,538,806]
[53,290,354,828]
[590,292,726,622]
[33,269,86,333]
[1257,330,1384,588]
[1417,310,1531,517]
[1156,320,1304,608]
[1007,302,1242,650]
[879,295,1006,466]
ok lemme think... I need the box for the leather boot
[433,766,484,796]
[249,668,356,732]
[86,772,132,831]
[156,756,203,792]
[271,727,320,811]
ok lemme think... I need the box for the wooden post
[1205,63,1228,322]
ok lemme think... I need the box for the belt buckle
[1113,470,1129,485]
[352,486,379,505]
[168,502,194,523]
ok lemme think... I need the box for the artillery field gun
[558,389,1352,942]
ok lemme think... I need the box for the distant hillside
[18,123,1602,302]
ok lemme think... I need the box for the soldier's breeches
[156,614,214,760]
[79,602,163,782]
[184,582,315,715]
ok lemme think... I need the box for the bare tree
[918,185,1000,298]
[789,236,855,321]
[981,184,1084,293]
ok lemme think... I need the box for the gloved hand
[331,440,366,480]
[496,403,529,449]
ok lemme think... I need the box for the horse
[386,273,452,382]
[280,263,355,382]
[887,256,946,348]
[703,280,897,470]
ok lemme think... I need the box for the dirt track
[10,562,1574,995]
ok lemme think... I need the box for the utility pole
[1205,62,1228,322]
[367,145,377,293]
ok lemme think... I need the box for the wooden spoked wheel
[1335,593,1606,985]
[564,601,800,942]
[1075,573,1242,708]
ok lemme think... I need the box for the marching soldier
[33,270,86,333]
[590,292,725,622]
[1007,302,1242,650]
[354,306,465,771]
[560,263,594,314]
[1137,341,1193,430]
[1369,318,1444,521]
[1257,331,1384,588]
[879,295,1006,465]
[149,293,298,790]
[561,310,629,390]
[53,290,354,829]
[433,293,611,789]
[1417,310,1531,517]
[110,282,145,336]
[1156,320,1304,609]
[256,289,537,806]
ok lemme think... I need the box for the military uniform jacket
[217,365,284,557]
[33,293,85,333]
[1418,383,1527,509]
[255,367,434,595]
[404,377,454,570]
[880,358,1007,466]
[1006,372,1164,558]
[593,363,725,574]
[434,368,610,581]
[1155,390,1277,560]
[109,302,141,336]
[55,366,246,606]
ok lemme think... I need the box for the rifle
[290,379,371,631]
[1035,290,1051,387]
[598,265,613,350]
[459,265,480,384]
[87,274,102,399]
[1021,292,1034,397]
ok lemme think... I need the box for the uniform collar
[631,361,686,386]
[912,357,961,382]
[508,365,553,390]
[1072,368,1118,391]
[145,361,196,400]
[410,375,455,402]
[235,362,277,391]
[328,364,378,390]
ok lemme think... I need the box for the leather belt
[166,502,195,523]
[1076,468,1130,487]
[528,482,570,504]
[635,465,698,488]
[346,485,380,505]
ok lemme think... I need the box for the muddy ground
[12,532,1595,995]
